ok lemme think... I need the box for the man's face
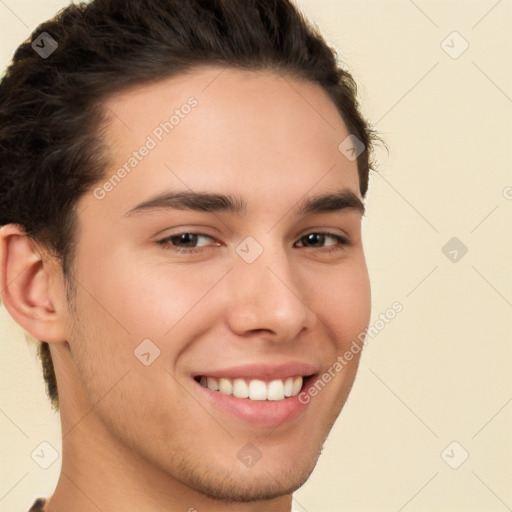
[63,67,371,501]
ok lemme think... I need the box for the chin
[169,444,322,503]
[193,461,317,503]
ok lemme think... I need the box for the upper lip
[194,362,320,381]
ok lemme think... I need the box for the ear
[0,224,69,343]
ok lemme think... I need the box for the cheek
[74,250,230,363]
[312,258,371,351]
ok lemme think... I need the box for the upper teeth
[199,376,303,401]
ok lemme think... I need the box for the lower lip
[194,377,315,428]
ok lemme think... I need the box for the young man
[0,1,377,510]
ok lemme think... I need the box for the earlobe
[0,224,68,343]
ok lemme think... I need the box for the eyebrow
[123,188,365,218]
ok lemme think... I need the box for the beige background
[1,1,511,511]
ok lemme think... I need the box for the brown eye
[295,232,350,251]
[157,232,217,254]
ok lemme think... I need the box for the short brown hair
[0,0,378,410]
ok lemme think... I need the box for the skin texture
[0,67,371,512]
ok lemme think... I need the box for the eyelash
[156,231,351,255]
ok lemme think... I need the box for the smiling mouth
[194,375,309,401]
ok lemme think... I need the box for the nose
[225,242,315,343]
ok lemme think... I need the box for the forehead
[86,66,360,218]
